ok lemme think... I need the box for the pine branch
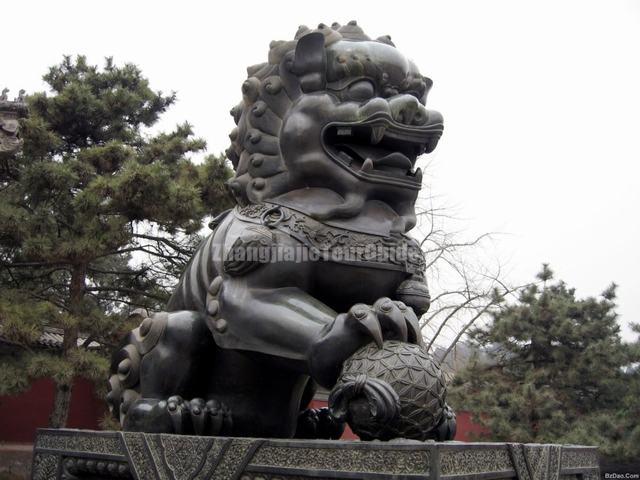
[84,286,166,302]
[132,233,193,255]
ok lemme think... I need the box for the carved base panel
[32,429,599,480]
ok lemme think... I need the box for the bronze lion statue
[107,21,451,440]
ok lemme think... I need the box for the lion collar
[234,203,426,277]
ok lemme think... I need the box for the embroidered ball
[329,340,449,441]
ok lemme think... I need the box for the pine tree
[449,265,640,462]
[0,56,233,427]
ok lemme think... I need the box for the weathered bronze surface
[107,21,454,440]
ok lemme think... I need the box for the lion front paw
[309,297,422,388]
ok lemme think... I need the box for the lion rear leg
[106,310,232,435]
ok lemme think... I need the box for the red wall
[454,410,488,441]
[0,382,485,443]
[0,377,105,443]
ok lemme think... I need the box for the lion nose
[388,95,428,126]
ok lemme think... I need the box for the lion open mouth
[322,114,443,187]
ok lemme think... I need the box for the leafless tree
[412,191,528,373]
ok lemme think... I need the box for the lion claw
[345,297,419,346]
[163,396,232,435]
[345,304,384,347]
[205,399,233,435]
[166,395,186,433]
[310,297,423,388]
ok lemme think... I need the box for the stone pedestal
[32,429,599,480]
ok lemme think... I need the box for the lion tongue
[373,152,413,171]
[345,144,412,169]
[338,144,413,173]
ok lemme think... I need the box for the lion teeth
[414,167,423,183]
[371,126,385,145]
[361,158,374,172]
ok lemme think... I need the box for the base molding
[32,429,599,480]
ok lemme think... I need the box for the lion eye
[346,80,376,102]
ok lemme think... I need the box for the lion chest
[312,261,409,312]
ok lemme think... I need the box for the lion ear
[292,32,326,93]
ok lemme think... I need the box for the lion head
[226,21,443,234]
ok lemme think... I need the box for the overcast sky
[4,0,639,340]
